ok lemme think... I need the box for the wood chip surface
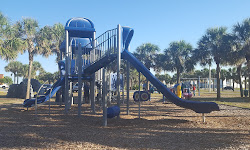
[0,97,249,149]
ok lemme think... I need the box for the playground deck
[0,95,249,149]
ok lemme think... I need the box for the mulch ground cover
[0,96,249,150]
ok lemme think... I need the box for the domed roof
[65,17,95,38]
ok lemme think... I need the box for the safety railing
[82,28,118,69]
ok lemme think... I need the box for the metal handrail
[81,28,118,70]
[35,81,49,117]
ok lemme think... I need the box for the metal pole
[126,60,130,115]
[35,82,47,117]
[69,81,73,107]
[102,68,107,126]
[77,43,82,117]
[109,73,112,104]
[68,45,73,110]
[49,88,52,116]
[57,52,63,107]
[138,72,141,119]
[35,92,38,117]
[90,32,96,114]
[198,76,200,96]
[117,24,121,108]
[213,79,215,91]
[122,74,125,104]
[69,44,73,109]
[202,113,206,123]
[65,31,69,114]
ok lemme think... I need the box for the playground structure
[23,17,220,126]
[181,77,218,96]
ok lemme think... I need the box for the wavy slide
[122,50,220,113]
[23,77,65,108]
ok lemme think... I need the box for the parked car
[0,84,9,89]
[224,86,234,91]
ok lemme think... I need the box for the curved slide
[23,78,65,108]
[122,50,220,113]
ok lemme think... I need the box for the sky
[0,0,250,82]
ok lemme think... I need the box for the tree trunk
[245,76,247,90]
[25,53,34,99]
[177,68,180,84]
[14,73,16,84]
[146,68,150,91]
[221,81,223,91]
[130,79,132,90]
[237,65,243,97]
[213,79,215,91]
[216,63,221,100]
[247,58,250,98]
[17,76,19,84]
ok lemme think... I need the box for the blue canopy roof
[65,17,95,38]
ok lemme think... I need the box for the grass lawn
[0,91,24,105]
[1,88,249,108]
[192,88,250,109]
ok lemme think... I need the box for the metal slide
[23,77,65,108]
[121,50,220,113]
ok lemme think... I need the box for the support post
[202,113,206,123]
[122,74,125,104]
[77,43,83,117]
[138,72,141,119]
[117,24,121,108]
[35,92,38,117]
[49,88,52,116]
[109,73,112,104]
[57,52,63,106]
[65,30,69,114]
[102,68,107,126]
[126,60,130,115]
[90,32,96,114]
[69,82,73,107]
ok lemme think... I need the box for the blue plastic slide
[23,77,65,108]
[121,50,220,113]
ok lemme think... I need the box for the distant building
[0,74,4,79]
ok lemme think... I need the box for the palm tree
[19,61,44,79]
[37,72,55,84]
[194,27,233,99]
[163,40,194,84]
[154,53,165,73]
[51,23,65,62]
[233,18,250,97]
[0,12,24,61]
[15,18,40,99]
[31,61,44,78]
[155,73,172,85]
[20,64,29,79]
[4,61,23,84]
[134,43,160,90]
[0,12,7,34]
